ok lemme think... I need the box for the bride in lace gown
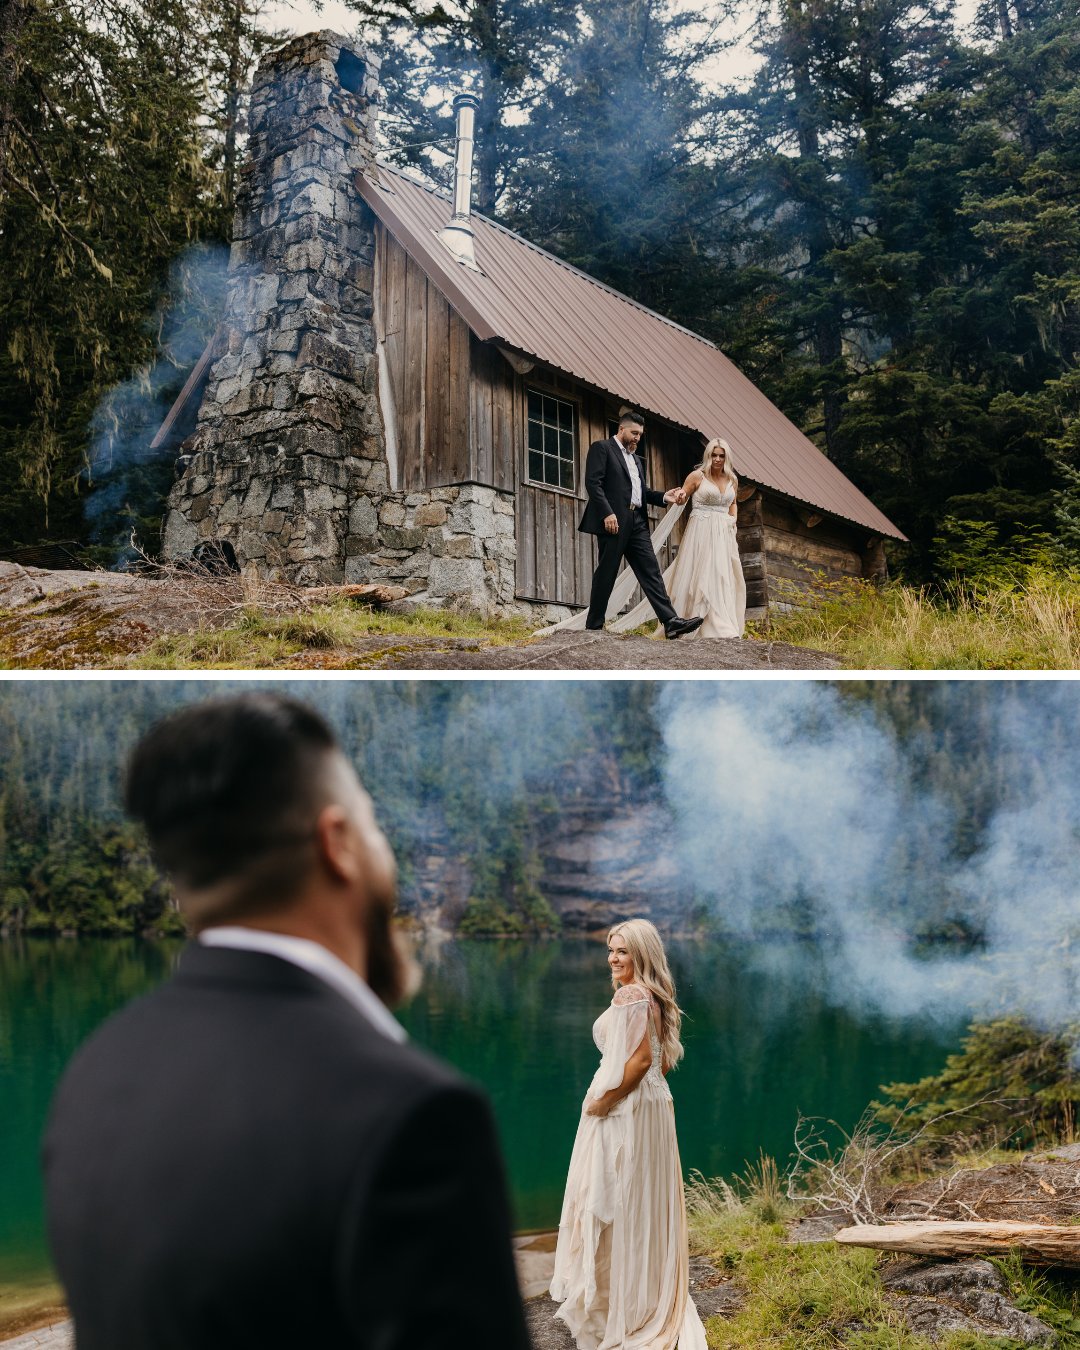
[664,437,746,638]
[550,920,706,1350]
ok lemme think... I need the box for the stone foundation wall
[343,483,517,614]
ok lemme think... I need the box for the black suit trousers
[586,507,676,628]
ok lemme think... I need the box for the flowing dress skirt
[662,504,746,638]
[550,1071,707,1350]
[610,502,746,638]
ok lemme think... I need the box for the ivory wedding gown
[665,476,746,638]
[550,984,707,1350]
[612,475,746,638]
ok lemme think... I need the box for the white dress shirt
[199,926,406,1043]
[617,437,643,508]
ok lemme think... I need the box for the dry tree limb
[121,536,411,628]
[787,1098,1014,1225]
[303,583,409,606]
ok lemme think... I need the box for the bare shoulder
[613,983,650,1006]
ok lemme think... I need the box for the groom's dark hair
[125,693,341,918]
[618,409,645,427]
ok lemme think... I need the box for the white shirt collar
[615,437,642,502]
[198,926,406,1043]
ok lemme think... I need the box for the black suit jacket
[579,436,667,535]
[42,944,529,1350]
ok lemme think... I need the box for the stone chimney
[163,31,386,583]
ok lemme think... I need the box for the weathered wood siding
[511,366,697,607]
[378,222,879,616]
[375,225,472,490]
[513,366,604,607]
[734,491,879,617]
[468,337,516,492]
[736,490,769,615]
[761,496,864,607]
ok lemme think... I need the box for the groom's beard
[366,898,421,1009]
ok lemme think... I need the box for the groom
[579,410,704,637]
[42,693,529,1350]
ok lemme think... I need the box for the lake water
[0,936,966,1291]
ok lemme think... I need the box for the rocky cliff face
[396,762,696,935]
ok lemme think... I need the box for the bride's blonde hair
[608,919,685,1070]
[701,437,738,491]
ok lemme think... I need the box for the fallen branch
[787,1099,1011,1225]
[303,583,409,607]
[835,1220,1080,1267]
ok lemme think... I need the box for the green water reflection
[1,936,965,1286]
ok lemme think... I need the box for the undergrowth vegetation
[685,1020,1080,1348]
[759,566,1080,670]
[687,1144,1080,1349]
[129,602,535,669]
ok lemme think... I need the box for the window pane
[527,388,577,490]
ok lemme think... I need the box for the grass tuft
[759,566,1080,669]
[689,1206,903,1349]
[129,602,535,669]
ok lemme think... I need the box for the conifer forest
[2,0,1079,580]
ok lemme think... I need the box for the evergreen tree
[500,0,733,328]
[0,0,285,553]
[346,0,583,212]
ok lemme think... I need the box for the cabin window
[527,389,576,491]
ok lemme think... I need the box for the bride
[550,920,706,1350]
[666,438,746,638]
[613,438,746,638]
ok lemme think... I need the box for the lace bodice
[695,474,736,510]
[592,985,666,1092]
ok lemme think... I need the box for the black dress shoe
[664,615,705,639]
[585,622,605,631]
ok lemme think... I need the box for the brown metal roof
[359,162,906,541]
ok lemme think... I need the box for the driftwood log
[836,1221,1080,1267]
[303,584,409,607]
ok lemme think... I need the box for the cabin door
[514,386,595,608]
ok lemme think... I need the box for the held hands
[663,489,688,506]
[585,1096,613,1118]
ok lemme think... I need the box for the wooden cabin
[159,32,904,619]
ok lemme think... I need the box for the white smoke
[658,682,1080,1036]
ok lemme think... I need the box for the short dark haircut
[618,410,645,428]
[125,693,341,918]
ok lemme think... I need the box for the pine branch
[2,167,113,280]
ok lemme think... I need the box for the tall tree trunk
[221,0,244,218]
[996,0,1014,39]
[473,0,501,214]
[785,0,848,462]
[0,0,34,205]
